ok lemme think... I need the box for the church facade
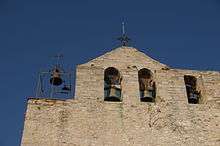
[21,47,220,146]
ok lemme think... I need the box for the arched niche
[104,67,122,101]
[138,68,156,102]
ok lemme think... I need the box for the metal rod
[69,73,72,96]
[50,78,55,98]
[122,22,125,35]
[35,74,41,97]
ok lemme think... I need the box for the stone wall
[21,98,220,146]
[21,47,220,146]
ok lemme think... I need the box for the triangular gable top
[79,47,169,71]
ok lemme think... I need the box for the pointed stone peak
[79,47,169,71]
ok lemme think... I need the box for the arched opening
[184,75,201,104]
[138,68,156,102]
[104,67,122,101]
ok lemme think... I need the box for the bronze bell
[188,92,199,104]
[50,68,63,86]
[140,86,155,102]
[62,85,71,91]
[105,86,121,101]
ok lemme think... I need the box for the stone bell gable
[21,46,220,146]
[75,46,220,105]
[75,47,169,102]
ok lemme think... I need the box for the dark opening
[104,67,122,102]
[184,75,200,104]
[138,68,156,102]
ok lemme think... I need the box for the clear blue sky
[0,0,220,145]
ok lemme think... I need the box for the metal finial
[117,22,131,46]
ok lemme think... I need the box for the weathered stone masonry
[21,47,220,146]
